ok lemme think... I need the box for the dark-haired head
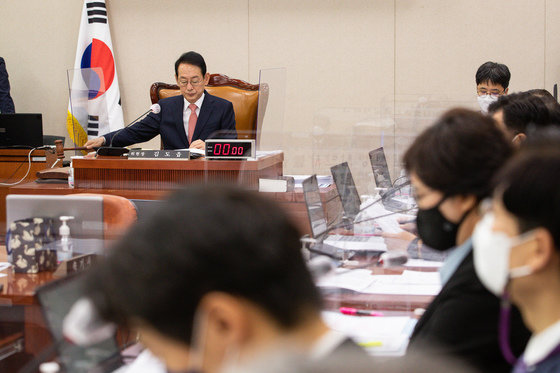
[404,108,512,200]
[86,184,322,345]
[175,51,207,77]
[495,132,560,249]
[476,61,511,89]
[488,92,558,143]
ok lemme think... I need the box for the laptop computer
[0,113,44,147]
[368,147,411,212]
[36,274,124,373]
[302,175,386,254]
[331,161,413,234]
[368,147,393,190]
[330,162,361,221]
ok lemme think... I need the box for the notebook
[0,113,44,147]
[36,274,124,373]
[368,147,393,190]
[302,175,386,253]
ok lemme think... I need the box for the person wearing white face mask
[475,61,510,114]
[473,141,560,372]
[403,108,531,373]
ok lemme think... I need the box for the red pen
[339,307,384,317]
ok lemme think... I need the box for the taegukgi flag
[67,0,123,146]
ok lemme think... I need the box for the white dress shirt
[523,319,560,366]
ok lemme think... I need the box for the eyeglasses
[177,78,204,87]
[476,89,505,98]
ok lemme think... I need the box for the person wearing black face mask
[404,108,531,373]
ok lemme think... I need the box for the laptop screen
[302,175,328,238]
[330,162,361,220]
[0,113,43,147]
[37,274,123,373]
[369,147,393,190]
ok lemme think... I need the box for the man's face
[176,63,209,104]
[477,81,508,97]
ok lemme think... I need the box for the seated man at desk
[84,51,236,150]
[83,185,367,373]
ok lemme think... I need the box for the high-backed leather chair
[150,74,268,141]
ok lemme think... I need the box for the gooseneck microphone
[96,103,161,156]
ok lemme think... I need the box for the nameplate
[128,150,190,160]
[53,254,98,277]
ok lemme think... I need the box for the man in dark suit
[0,57,15,113]
[84,51,236,150]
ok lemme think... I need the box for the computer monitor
[0,113,44,147]
[369,147,393,190]
[37,274,123,373]
[6,194,104,240]
[330,162,361,221]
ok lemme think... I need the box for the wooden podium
[72,152,283,190]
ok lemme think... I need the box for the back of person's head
[495,129,560,247]
[403,108,512,200]
[86,184,322,345]
[175,51,207,76]
[527,88,560,123]
[499,92,551,135]
[476,61,511,89]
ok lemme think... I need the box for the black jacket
[407,249,531,372]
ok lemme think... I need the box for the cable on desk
[0,146,50,186]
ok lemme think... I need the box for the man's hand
[189,140,205,150]
[84,137,105,149]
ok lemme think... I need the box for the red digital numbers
[212,143,245,156]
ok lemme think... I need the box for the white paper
[316,268,375,292]
[322,311,416,356]
[0,262,11,272]
[404,259,444,268]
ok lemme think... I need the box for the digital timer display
[205,139,255,160]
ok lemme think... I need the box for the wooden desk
[0,250,54,371]
[73,152,283,190]
[0,149,50,239]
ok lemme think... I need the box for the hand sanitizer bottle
[57,216,75,261]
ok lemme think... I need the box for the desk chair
[150,74,268,142]
[43,135,65,146]
[76,193,138,240]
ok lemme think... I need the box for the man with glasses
[85,51,236,150]
[475,61,510,114]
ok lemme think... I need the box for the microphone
[62,297,116,346]
[97,103,161,156]
[307,255,337,279]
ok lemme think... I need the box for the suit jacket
[407,249,531,373]
[0,57,15,113]
[104,91,236,149]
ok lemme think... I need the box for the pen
[339,307,384,317]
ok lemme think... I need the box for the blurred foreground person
[403,108,530,372]
[84,185,368,373]
[474,134,560,372]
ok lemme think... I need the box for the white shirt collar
[523,319,560,366]
[183,92,205,112]
[309,329,348,360]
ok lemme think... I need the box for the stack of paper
[322,311,417,356]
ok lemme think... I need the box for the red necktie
[187,103,197,143]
